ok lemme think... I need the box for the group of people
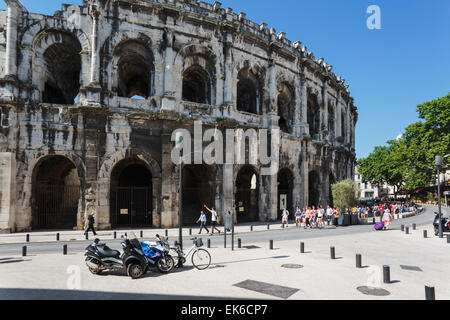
[196,205,235,236]
[281,205,340,229]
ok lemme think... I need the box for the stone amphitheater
[0,0,357,232]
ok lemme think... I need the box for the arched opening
[115,41,154,99]
[308,171,320,208]
[235,166,259,223]
[277,83,294,134]
[32,156,80,229]
[237,69,260,114]
[328,104,335,137]
[182,164,214,225]
[42,37,82,104]
[308,94,320,138]
[110,159,153,227]
[182,65,211,104]
[278,168,294,220]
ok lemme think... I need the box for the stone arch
[277,81,295,134]
[176,44,217,105]
[307,89,321,138]
[26,152,85,230]
[277,167,294,219]
[98,149,162,227]
[234,164,260,223]
[18,20,91,86]
[101,31,156,97]
[233,60,265,115]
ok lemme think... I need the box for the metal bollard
[405,227,409,234]
[26,234,30,242]
[63,244,67,255]
[238,238,242,248]
[356,254,362,268]
[22,246,27,257]
[372,218,376,224]
[267,224,270,230]
[425,286,436,300]
[447,235,450,244]
[189,228,192,236]
[282,222,285,229]
[207,239,211,248]
[269,240,273,250]
[383,265,391,284]
[401,225,404,232]
[330,247,335,259]
[250,225,253,232]
[165,230,168,237]
[413,223,416,230]
[85,233,88,240]
[56,233,60,241]
[114,231,117,239]
[224,229,227,248]
[300,242,305,253]
[140,231,143,238]
[423,230,427,238]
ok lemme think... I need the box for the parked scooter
[141,234,175,273]
[433,212,450,235]
[84,233,148,279]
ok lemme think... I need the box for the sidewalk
[0,207,429,245]
[0,221,448,300]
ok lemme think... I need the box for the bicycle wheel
[191,248,211,270]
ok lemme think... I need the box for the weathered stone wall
[0,0,357,232]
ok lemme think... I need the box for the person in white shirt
[204,204,222,235]
[282,208,289,228]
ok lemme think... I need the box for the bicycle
[171,237,211,270]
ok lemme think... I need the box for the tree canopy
[358,93,450,193]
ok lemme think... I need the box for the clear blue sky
[2,0,449,159]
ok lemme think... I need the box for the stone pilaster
[0,152,15,233]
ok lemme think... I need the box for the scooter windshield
[129,232,144,255]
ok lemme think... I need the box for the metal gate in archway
[34,184,80,229]
[110,186,152,226]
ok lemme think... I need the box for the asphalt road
[0,206,442,257]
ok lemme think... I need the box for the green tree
[331,179,358,211]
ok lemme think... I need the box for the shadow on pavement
[0,288,244,300]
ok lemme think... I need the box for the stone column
[4,1,20,78]
[322,80,329,139]
[161,25,176,111]
[0,152,16,233]
[161,133,177,228]
[301,141,309,207]
[223,39,233,106]
[293,75,303,137]
[300,74,308,136]
[222,164,234,221]
[267,58,277,115]
[90,11,100,85]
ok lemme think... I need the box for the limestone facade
[0,0,357,232]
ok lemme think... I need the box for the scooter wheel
[127,263,145,279]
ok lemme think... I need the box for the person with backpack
[204,204,222,235]
[84,212,97,236]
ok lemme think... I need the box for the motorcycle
[84,233,148,279]
[141,234,175,273]
[433,212,450,235]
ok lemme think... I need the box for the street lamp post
[176,132,184,267]
[436,155,443,238]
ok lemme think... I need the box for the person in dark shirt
[84,212,97,236]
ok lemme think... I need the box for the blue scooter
[141,234,175,273]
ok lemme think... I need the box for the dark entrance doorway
[329,173,336,207]
[182,164,214,225]
[32,156,80,230]
[278,169,294,220]
[110,160,153,227]
[308,171,320,208]
[235,166,259,223]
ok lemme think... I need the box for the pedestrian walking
[383,208,393,230]
[317,205,324,229]
[326,205,333,224]
[295,207,302,227]
[281,207,289,228]
[196,211,210,234]
[204,204,221,235]
[84,212,97,236]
